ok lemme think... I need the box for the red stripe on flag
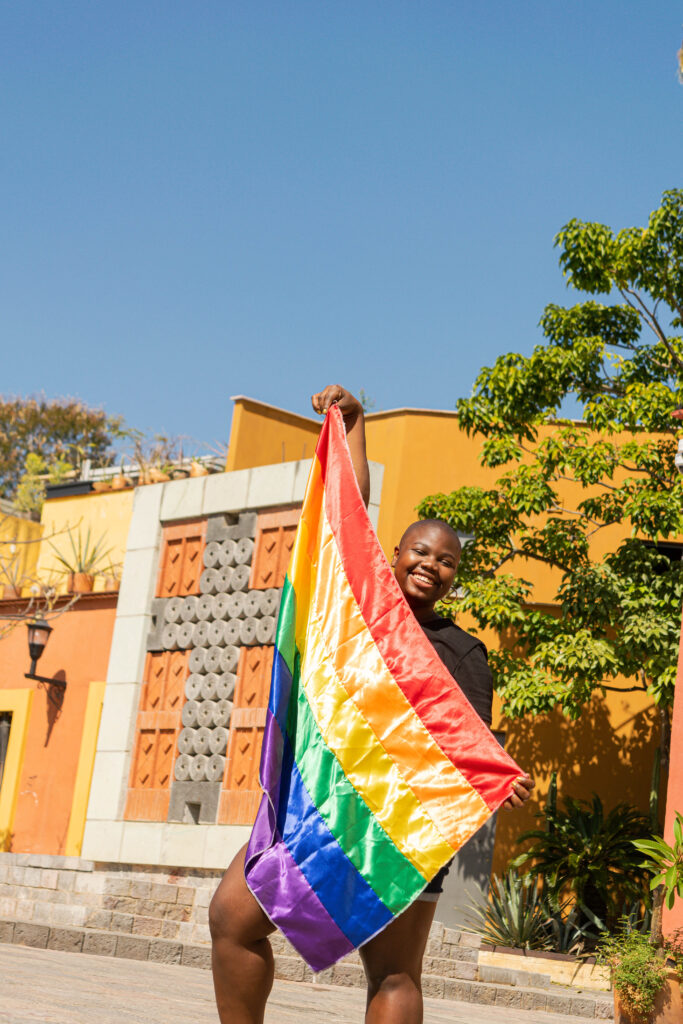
[316,407,520,811]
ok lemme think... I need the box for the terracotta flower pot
[68,573,95,594]
[111,474,132,490]
[149,468,171,483]
[92,480,112,493]
[102,576,120,593]
[614,970,682,1024]
[189,461,209,477]
[2,585,21,599]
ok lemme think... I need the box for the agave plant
[49,525,113,576]
[466,870,550,950]
[512,794,651,930]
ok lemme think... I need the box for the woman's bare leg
[360,899,437,1024]
[209,843,276,1024]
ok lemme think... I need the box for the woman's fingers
[503,774,535,811]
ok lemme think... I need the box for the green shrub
[597,930,667,1018]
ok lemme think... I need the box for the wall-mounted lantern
[25,619,66,701]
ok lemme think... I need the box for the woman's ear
[391,547,399,567]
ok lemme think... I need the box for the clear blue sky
[2,2,682,448]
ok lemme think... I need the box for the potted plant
[102,561,122,593]
[597,812,683,1023]
[49,526,113,594]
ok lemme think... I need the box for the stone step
[273,954,613,1019]
[0,918,613,1020]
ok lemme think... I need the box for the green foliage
[633,811,683,911]
[418,191,683,725]
[466,869,600,954]
[597,930,668,1018]
[14,453,48,515]
[466,870,550,950]
[49,526,113,576]
[512,794,651,929]
[0,396,125,501]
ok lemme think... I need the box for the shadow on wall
[43,670,67,746]
[491,697,660,877]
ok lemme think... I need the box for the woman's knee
[209,852,274,946]
[365,969,421,1000]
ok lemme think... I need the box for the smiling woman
[390,520,462,618]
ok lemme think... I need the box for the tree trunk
[649,705,672,949]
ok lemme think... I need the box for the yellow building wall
[225,398,320,473]
[0,510,42,594]
[37,488,136,593]
[225,396,666,872]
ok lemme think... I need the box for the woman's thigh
[359,899,437,985]
[209,844,276,944]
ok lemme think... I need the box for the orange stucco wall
[663,614,683,935]
[0,596,117,854]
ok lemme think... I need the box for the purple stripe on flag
[245,832,355,971]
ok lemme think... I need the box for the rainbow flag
[244,405,522,971]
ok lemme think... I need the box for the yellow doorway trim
[64,681,106,857]
[0,688,34,851]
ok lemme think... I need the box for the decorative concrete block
[160,825,206,868]
[86,753,129,820]
[292,459,313,502]
[127,484,163,551]
[368,502,381,531]
[81,820,124,864]
[160,477,206,523]
[0,920,15,942]
[203,473,250,518]
[117,547,159,617]
[368,460,384,507]
[203,824,251,870]
[246,463,296,509]
[97,684,139,752]
[119,822,164,866]
[205,514,238,543]
[106,614,150,685]
[40,869,59,889]
[167,781,221,824]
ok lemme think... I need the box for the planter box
[478,945,611,991]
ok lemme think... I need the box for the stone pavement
[1,943,602,1024]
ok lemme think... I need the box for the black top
[419,615,494,727]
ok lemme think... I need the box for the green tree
[418,189,683,780]
[0,396,124,500]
